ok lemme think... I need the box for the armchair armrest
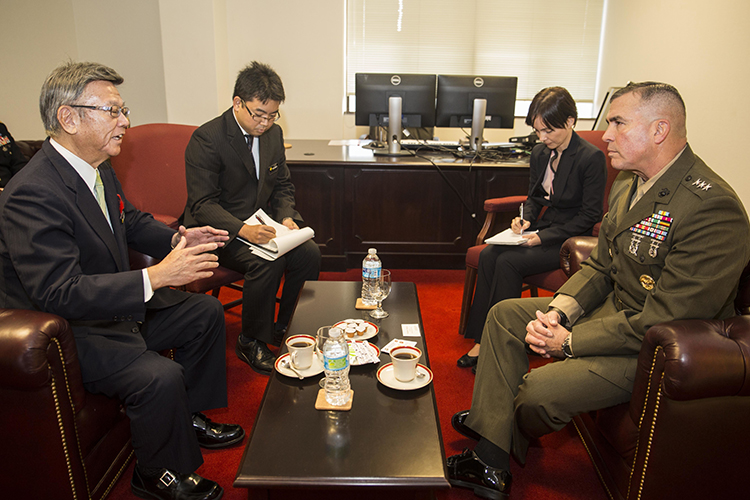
[560,236,598,278]
[0,308,88,421]
[634,317,750,408]
[0,308,78,392]
[476,195,527,245]
[623,316,750,499]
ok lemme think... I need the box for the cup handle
[291,351,299,367]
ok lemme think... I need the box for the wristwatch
[561,334,573,358]
[547,306,571,330]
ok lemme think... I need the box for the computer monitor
[355,73,437,155]
[435,75,518,151]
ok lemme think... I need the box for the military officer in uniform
[0,122,28,188]
[446,82,750,500]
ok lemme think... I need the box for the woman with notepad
[458,87,607,369]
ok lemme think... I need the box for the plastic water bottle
[361,248,382,306]
[322,327,351,406]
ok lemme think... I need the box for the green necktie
[95,170,108,217]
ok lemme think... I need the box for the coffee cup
[286,334,316,370]
[389,345,422,382]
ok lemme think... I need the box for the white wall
[2,0,79,138]
[0,0,168,137]
[598,0,750,208]
[3,0,750,207]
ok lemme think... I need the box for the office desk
[285,140,530,270]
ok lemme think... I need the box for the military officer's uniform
[0,122,28,187]
[466,144,750,463]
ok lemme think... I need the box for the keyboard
[398,139,461,150]
[483,142,518,149]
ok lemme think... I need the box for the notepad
[484,227,538,246]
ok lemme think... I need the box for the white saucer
[333,320,379,341]
[376,363,433,390]
[274,352,324,378]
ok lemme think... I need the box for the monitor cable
[392,134,482,229]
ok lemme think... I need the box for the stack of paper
[238,208,315,261]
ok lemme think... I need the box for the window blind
[347,0,604,107]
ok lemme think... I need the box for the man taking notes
[183,61,321,374]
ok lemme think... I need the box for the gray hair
[39,61,123,136]
[611,81,687,137]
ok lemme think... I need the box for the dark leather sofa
[560,236,750,500]
[0,309,133,499]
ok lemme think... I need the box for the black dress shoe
[447,448,511,500]
[131,464,223,500]
[271,325,287,347]
[457,353,479,368]
[451,410,481,441]
[192,412,245,449]
[235,336,275,374]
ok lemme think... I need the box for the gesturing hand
[147,236,220,290]
[172,225,229,249]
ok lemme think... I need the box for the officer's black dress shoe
[457,353,479,368]
[447,448,512,500]
[235,336,275,374]
[192,412,245,449]
[271,325,287,347]
[472,364,477,375]
[451,410,481,441]
[131,463,223,500]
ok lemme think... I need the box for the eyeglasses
[70,104,130,119]
[241,100,280,123]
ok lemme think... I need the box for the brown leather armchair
[560,236,750,500]
[0,309,133,499]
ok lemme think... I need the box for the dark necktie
[244,134,257,180]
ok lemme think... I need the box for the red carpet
[107,270,606,500]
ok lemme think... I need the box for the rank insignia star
[692,178,712,191]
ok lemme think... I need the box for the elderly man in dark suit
[0,61,243,500]
[448,82,750,500]
[183,61,321,374]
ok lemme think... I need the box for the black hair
[233,61,285,104]
[525,87,577,130]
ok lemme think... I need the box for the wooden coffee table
[234,281,449,499]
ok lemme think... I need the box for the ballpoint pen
[256,214,267,225]
[519,203,524,235]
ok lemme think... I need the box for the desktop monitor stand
[470,98,487,153]
[374,96,412,157]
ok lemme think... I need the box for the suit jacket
[182,108,300,239]
[524,131,607,247]
[0,140,185,382]
[561,145,750,362]
[0,122,28,187]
